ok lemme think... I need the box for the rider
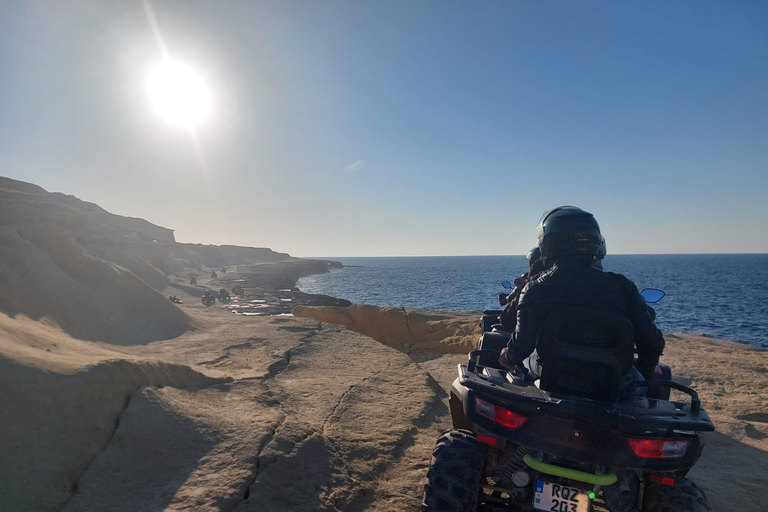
[498,247,548,331]
[498,206,665,386]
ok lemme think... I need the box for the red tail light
[474,397,528,429]
[628,439,689,459]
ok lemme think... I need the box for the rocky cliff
[0,177,294,344]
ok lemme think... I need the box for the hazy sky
[2,1,766,257]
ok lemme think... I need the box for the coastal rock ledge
[292,304,482,354]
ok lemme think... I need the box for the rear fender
[450,377,473,431]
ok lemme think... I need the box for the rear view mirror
[640,288,665,303]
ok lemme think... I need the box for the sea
[297,254,768,349]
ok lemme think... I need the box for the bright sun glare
[147,60,211,128]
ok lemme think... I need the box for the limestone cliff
[0,177,291,344]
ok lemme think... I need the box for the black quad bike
[232,283,244,297]
[218,288,231,303]
[201,290,216,307]
[423,289,714,512]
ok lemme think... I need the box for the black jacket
[499,274,529,330]
[506,258,665,377]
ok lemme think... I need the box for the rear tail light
[628,439,689,459]
[474,397,528,429]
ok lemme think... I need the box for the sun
[147,60,211,128]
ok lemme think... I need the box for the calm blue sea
[297,255,768,349]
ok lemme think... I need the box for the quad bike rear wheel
[422,430,483,512]
[642,477,711,512]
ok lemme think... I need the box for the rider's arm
[499,274,528,331]
[621,276,666,377]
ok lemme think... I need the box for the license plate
[533,479,590,512]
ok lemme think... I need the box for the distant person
[211,271,217,279]
[190,277,197,285]
[498,206,665,393]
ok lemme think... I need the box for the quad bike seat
[537,307,634,402]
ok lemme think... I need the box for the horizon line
[295,252,768,259]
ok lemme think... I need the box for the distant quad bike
[232,283,244,297]
[190,277,197,285]
[218,288,231,303]
[221,267,227,274]
[201,291,216,307]
[211,271,218,279]
[168,295,183,304]
[422,289,714,512]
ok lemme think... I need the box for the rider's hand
[636,356,660,379]
[498,348,516,370]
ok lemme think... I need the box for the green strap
[523,455,617,486]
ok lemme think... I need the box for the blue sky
[1,0,766,256]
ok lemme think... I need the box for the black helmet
[526,246,546,275]
[537,206,602,261]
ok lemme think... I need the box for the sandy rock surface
[4,288,767,512]
[0,294,447,511]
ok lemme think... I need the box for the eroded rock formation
[291,304,482,354]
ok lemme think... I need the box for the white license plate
[533,479,590,512]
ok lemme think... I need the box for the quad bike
[190,277,198,285]
[211,271,218,279]
[232,283,244,297]
[218,288,231,303]
[201,291,216,307]
[168,295,183,304]
[423,289,714,512]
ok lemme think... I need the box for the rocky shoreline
[165,258,352,316]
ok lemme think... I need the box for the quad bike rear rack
[461,349,715,434]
